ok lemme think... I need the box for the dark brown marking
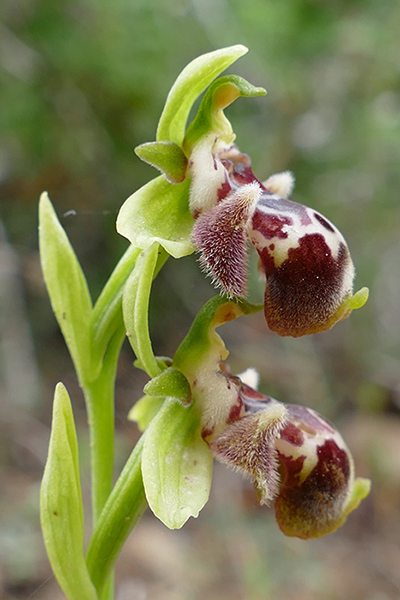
[252,210,292,240]
[314,212,335,232]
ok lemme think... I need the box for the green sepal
[174,295,263,380]
[144,367,192,404]
[128,395,165,431]
[39,193,93,383]
[156,44,248,146]
[123,243,168,378]
[184,75,266,152]
[40,383,98,600]
[135,142,188,183]
[117,175,193,258]
[142,397,213,529]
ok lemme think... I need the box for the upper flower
[190,138,364,336]
[117,47,367,337]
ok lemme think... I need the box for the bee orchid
[190,138,366,337]
[208,365,371,539]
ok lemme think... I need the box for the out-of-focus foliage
[1,1,400,598]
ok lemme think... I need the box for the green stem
[83,244,168,598]
[86,436,147,597]
[82,328,126,600]
[83,326,126,526]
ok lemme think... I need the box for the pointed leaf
[117,175,193,258]
[40,383,97,600]
[142,398,213,529]
[39,193,93,382]
[156,44,248,146]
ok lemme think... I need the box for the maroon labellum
[208,367,370,539]
[190,139,360,337]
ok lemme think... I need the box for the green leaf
[40,383,98,600]
[142,398,213,529]
[90,245,141,377]
[184,75,266,152]
[128,395,164,431]
[116,175,193,258]
[144,367,192,404]
[86,436,147,598]
[156,44,248,146]
[135,142,188,183]
[123,243,164,378]
[39,192,93,383]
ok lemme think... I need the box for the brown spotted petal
[210,369,370,538]
[274,404,371,539]
[247,193,356,336]
[189,136,367,335]
[210,394,287,504]
[191,182,261,297]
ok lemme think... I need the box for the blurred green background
[1,0,400,599]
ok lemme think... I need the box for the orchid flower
[131,295,370,538]
[211,366,371,539]
[117,50,368,338]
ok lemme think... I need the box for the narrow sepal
[184,75,266,152]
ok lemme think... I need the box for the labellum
[209,367,371,539]
[190,141,366,337]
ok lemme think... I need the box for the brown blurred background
[1,0,400,598]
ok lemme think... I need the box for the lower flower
[209,367,371,539]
